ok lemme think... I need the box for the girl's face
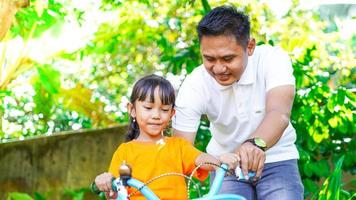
[128,87,175,142]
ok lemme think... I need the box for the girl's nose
[151,110,160,119]
[152,115,160,120]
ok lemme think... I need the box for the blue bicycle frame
[93,164,255,200]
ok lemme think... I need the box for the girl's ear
[127,102,136,118]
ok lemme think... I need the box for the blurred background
[0,0,355,199]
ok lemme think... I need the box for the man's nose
[213,62,227,74]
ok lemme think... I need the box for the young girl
[95,74,239,200]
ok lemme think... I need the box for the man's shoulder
[186,65,206,79]
[252,45,290,72]
[254,45,288,58]
[179,65,212,91]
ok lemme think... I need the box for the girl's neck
[135,134,165,143]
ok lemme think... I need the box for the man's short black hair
[197,5,250,48]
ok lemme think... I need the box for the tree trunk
[0,0,30,41]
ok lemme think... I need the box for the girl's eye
[162,109,170,112]
[144,106,152,110]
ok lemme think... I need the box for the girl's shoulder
[165,137,192,146]
[121,140,142,147]
[115,141,129,150]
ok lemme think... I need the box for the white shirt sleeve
[172,74,205,133]
[264,47,295,92]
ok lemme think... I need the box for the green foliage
[7,193,33,200]
[33,192,46,200]
[313,156,346,200]
[6,188,91,200]
[32,65,60,118]
[63,188,90,200]
[291,44,355,198]
[11,1,66,38]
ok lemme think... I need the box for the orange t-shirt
[108,137,209,200]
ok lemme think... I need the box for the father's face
[200,35,255,86]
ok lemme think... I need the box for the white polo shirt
[172,45,299,163]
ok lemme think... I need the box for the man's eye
[224,57,233,62]
[205,57,215,62]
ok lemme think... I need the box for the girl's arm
[195,153,220,170]
[195,153,239,171]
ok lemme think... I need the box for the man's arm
[253,85,295,146]
[236,85,295,179]
[173,129,197,144]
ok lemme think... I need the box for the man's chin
[215,78,235,86]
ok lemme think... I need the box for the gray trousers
[210,159,304,200]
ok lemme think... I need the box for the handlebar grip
[90,182,101,195]
[235,166,256,180]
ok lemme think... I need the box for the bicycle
[91,163,256,200]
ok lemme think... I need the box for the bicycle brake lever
[113,179,128,200]
[235,166,256,181]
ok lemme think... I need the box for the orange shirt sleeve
[108,143,126,177]
[178,138,209,181]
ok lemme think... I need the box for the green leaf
[326,98,336,113]
[336,89,346,104]
[298,148,311,162]
[12,1,66,38]
[201,0,211,14]
[337,120,348,134]
[33,192,46,200]
[304,106,312,121]
[32,66,59,117]
[314,160,330,177]
[7,192,33,200]
[317,156,345,200]
[304,162,314,177]
[0,90,11,97]
[304,178,320,194]
[328,117,339,128]
[36,65,61,94]
[63,188,90,200]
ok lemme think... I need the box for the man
[172,5,304,200]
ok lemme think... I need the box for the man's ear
[127,102,136,118]
[247,38,256,56]
[170,108,176,118]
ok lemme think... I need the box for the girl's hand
[94,172,117,198]
[219,153,240,170]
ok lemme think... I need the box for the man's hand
[235,142,266,180]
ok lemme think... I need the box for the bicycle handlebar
[90,177,159,200]
[91,163,256,200]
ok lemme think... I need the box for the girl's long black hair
[126,74,175,141]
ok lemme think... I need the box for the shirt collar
[236,56,255,85]
[202,68,233,90]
